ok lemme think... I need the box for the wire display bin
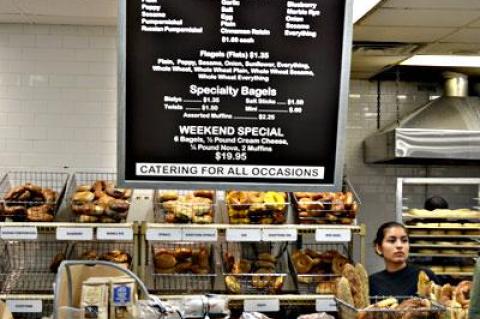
[148,242,216,294]
[336,297,445,319]
[0,171,69,222]
[0,233,135,294]
[289,243,349,295]
[66,172,133,223]
[222,242,288,294]
[153,189,216,224]
[292,179,361,225]
[225,191,289,224]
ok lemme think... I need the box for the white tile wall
[1,23,480,272]
[0,24,117,173]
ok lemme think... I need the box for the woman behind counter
[369,221,439,296]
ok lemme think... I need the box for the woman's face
[376,226,409,265]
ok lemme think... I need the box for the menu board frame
[117,0,353,191]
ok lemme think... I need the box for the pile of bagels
[1,182,57,222]
[226,191,287,224]
[71,180,132,223]
[294,191,359,225]
[158,190,215,224]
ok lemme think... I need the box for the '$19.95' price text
[215,151,247,161]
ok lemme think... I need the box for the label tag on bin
[316,229,351,242]
[6,300,42,313]
[244,299,280,312]
[56,227,93,240]
[0,227,38,240]
[316,298,337,312]
[262,228,297,241]
[182,228,217,241]
[226,228,262,242]
[97,227,133,240]
[146,228,182,241]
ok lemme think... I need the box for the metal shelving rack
[396,177,480,278]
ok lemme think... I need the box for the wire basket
[221,242,288,294]
[66,172,133,223]
[69,241,134,269]
[0,171,69,222]
[0,233,135,294]
[293,180,361,225]
[1,298,53,319]
[148,242,216,294]
[0,234,66,293]
[153,189,216,224]
[336,297,445,319]
[226,191,289,224]
[290,243,349,295]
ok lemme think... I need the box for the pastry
[154,252,177,269]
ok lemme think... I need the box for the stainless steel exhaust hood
[364,72,480,164]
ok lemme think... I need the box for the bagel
[174,261,192,273]
[17,190,31,201]
[4,185,26,200]
[159,191,178,201]
[154,252,177,269]
[197,247,209,268]
[193,190,214,199]
[92,180,106,192]
[293,252,314,273]
[227,191,249,208]
[4,205,27,216]
[247,191,265,204]
[264,191,286,210]
[174,247,193,260]
[252,268,273,288]
[297,197,312,211]
[101,250,131,264]
[78,215,99,223]
[72,191,95,204]
[72,202,95,215]
[76,184,92,192]
[258,252,276,263]
[108,199,130,212]
[316,281,335,294]
[106,186,127,199]
[26,205,54,222]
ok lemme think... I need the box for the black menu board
[118,0,353,191]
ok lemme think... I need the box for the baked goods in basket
[157,190,215,224]
[71,180,132,223]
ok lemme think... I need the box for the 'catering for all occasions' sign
[118,0,353,191]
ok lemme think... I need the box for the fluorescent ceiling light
[401,55,480,67]
[353,0,382,24]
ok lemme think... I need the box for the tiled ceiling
[354,0,480,79]
[0,0,479,79]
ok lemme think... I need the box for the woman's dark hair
[373,221,408,247]
[424,196,449,211]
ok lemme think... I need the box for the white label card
[244,299,280,312]
[0,227,38,240]
[146,228,182,241]
[316,229,351,242]
[226,228,262,242]
[316,298,337,312]
[6,300,42,313]
[262,228,297,242]
[56,227,93,241]
[97,227,133,240]
[182,228,218,241]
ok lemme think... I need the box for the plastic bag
[297,313,335,319]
